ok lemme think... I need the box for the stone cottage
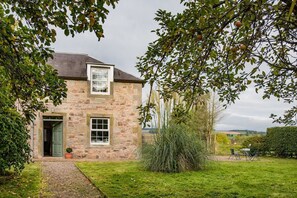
[30,53,143,160]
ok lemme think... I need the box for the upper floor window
[91,67,109,94]
[87,64,114,95]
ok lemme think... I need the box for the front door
[52,122,63,157]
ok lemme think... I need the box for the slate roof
[47,53,144,84]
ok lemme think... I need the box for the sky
[51,0,293,132]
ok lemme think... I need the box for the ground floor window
[90,118,110,145]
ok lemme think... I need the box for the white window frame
[87,64,114,95]
[90,118,110,145]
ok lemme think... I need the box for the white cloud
[216,90,293,131]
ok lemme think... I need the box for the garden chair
[228,148,240,160]
[248,150,259,161]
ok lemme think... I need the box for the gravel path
[41,162,103,198]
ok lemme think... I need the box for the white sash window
[87,64,114,95]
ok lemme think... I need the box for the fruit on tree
[231,47,238,52]
[234,21,242,28]
[240,44,247,50]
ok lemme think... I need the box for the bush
[0,109,31,175]
[214,134,232,155]
[242,135,267,155]
[66,148,73,153]
[142,124,207,173]
[216,133,230,144]
[234,135,250,145]
[266,127,297,157]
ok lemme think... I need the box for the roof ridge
[54,52,89,56]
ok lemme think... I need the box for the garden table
[240,148,251,160]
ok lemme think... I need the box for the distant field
[77,158,297,198]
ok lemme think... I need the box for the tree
[0,0,118,174]
[149,87,223,152]
[181,92,223,152]
[191,93,224,152]
[137,0,297,125]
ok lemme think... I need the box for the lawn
[0,163,42,198]
[76,158,297,198]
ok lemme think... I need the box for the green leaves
[287,0,296,20]
[266,126,297,157]
[0,108,31,175]
[137,0,297,125]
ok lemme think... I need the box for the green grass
[76,158,297,198]
[0,163,42,198]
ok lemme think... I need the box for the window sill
[90,143,110,146]
[91,92,110,95]
[87,145,113,149]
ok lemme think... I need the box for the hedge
[266,126,297,157]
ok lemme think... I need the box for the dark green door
[52,122,63,157]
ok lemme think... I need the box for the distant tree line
[229,130,266,136]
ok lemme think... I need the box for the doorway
[43,116,63,157]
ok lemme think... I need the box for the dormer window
[87,64,114,95]
[91,67,109,93]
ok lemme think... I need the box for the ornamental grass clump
[142,124,207,173]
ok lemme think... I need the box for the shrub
[242,135,267,155]
[142,124,207,173]
[66,148,73,153]
[234,135,250,145]
[0,108,31,175]
[216,133,230,144]
[266,127,297,157]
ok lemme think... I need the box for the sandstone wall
[31,80,142,160]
